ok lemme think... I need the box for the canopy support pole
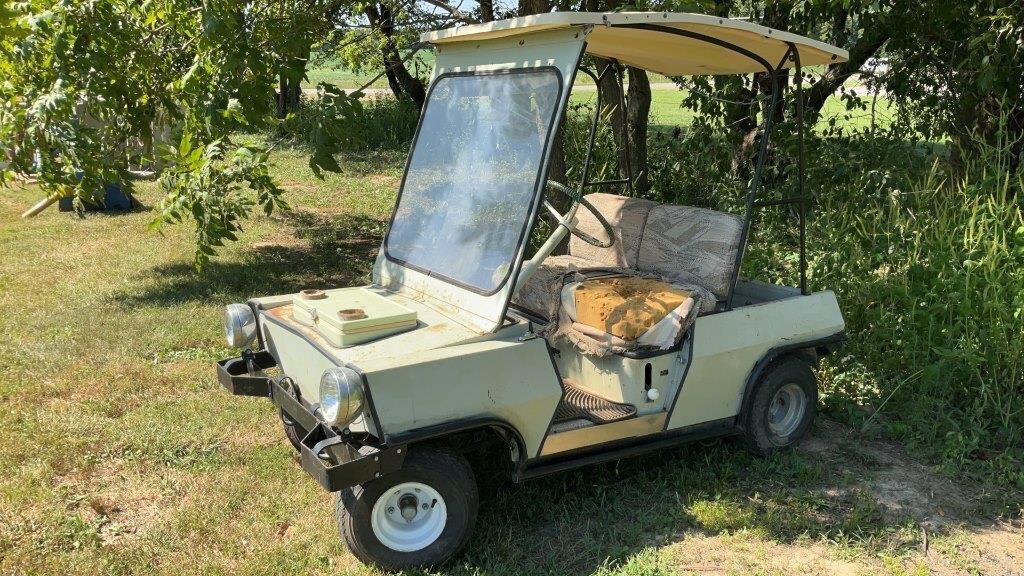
[577,62,634,196]
[793,46,809,296]
[724,45,794,310]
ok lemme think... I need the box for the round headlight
[224,304,257,348]
[319,366,365,427]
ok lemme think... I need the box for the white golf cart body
[220,12,848,487]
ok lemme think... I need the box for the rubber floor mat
[553,380,637,425]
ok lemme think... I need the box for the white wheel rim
[767,383,807,437]
[370,482,447,552]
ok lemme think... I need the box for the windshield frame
[380,66,565,296]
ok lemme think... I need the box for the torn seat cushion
[564,276,692,339]
[561,276,697,350]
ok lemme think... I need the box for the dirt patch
[802,419,1024,574]
[968,524,1024,575]
[803,420,973,525]
[55,460,175,546]
[663,532,865,575]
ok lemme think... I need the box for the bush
[284,93,419,152]
[748,136,1024,489]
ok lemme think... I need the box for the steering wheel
[543,180,615,248]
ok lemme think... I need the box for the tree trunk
[594,57,627,179]
[517,0,548,16]
[366,3,427,107]
[626,66,651,193]
[382,62,404,97]
[479,0,495,22]
[276,74,288,118]
[592,59,652,194]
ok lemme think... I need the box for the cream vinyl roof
[421,12,848,75]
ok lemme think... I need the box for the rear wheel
[742,356,817,455]
[337,447,478,571]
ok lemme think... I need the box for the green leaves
[155,130,287,270]
[1,0,355,267]
[281,83,364,177]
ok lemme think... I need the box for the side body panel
[359,336,563,457]
[551,340,688,414]
[667,290,844,429]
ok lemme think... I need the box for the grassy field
[0,144,1020,575]
[303,53,677,89]
[306,57,894,135]
[569,86,895,132]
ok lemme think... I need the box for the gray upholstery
[636,204,743,300]
[513,193,744,318]
[568,194,656,268]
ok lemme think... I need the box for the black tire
[280,410,307,451]
[741,356,818,456]
[337,447,478,572]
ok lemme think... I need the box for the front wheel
[280,410,307,451]
[337,447,478,571]
[741,356,818,456]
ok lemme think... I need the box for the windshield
[384,69,562,294]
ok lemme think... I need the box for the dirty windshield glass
[384,69,561,293]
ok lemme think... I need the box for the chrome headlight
[319,366,365,427]
[224,304,257,348]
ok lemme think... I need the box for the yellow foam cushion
[573,277,692,341]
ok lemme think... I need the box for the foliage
[885,1,1024,162]
[282,88,419,153]
[153,133,288,269]
[0,0,355,268]
[743,133,1024,488]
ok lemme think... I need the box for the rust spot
[338,308,367,321]
[298,288,326,300]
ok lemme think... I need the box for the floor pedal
[553,380,637,425]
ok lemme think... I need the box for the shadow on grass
[112,211,386,307]
[438,430,924,576]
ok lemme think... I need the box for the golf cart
[217,12,847,571]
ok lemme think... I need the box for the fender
[386,417,530,476]
[737,331,845,426]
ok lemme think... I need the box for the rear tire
[337,447,478,571]
[742,356,817,456]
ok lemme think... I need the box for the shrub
[283,92,419,153]
[748,136,1024,489]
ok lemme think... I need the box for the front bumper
[217,352,405,492]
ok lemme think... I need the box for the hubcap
[370,482,447,552]
[767,383,807,437]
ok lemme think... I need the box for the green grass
[302,54,674,90]
[570,85,896,133]
[1,137,1020,574]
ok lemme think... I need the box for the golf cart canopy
[421,12,849,75]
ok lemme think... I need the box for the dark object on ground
[59,182,137,212]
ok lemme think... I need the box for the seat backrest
[570,193,744,302]
[569,193,656,268]
[636,204,743,301]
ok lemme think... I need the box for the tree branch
[803,14,891,121]
[419,0,478,24]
